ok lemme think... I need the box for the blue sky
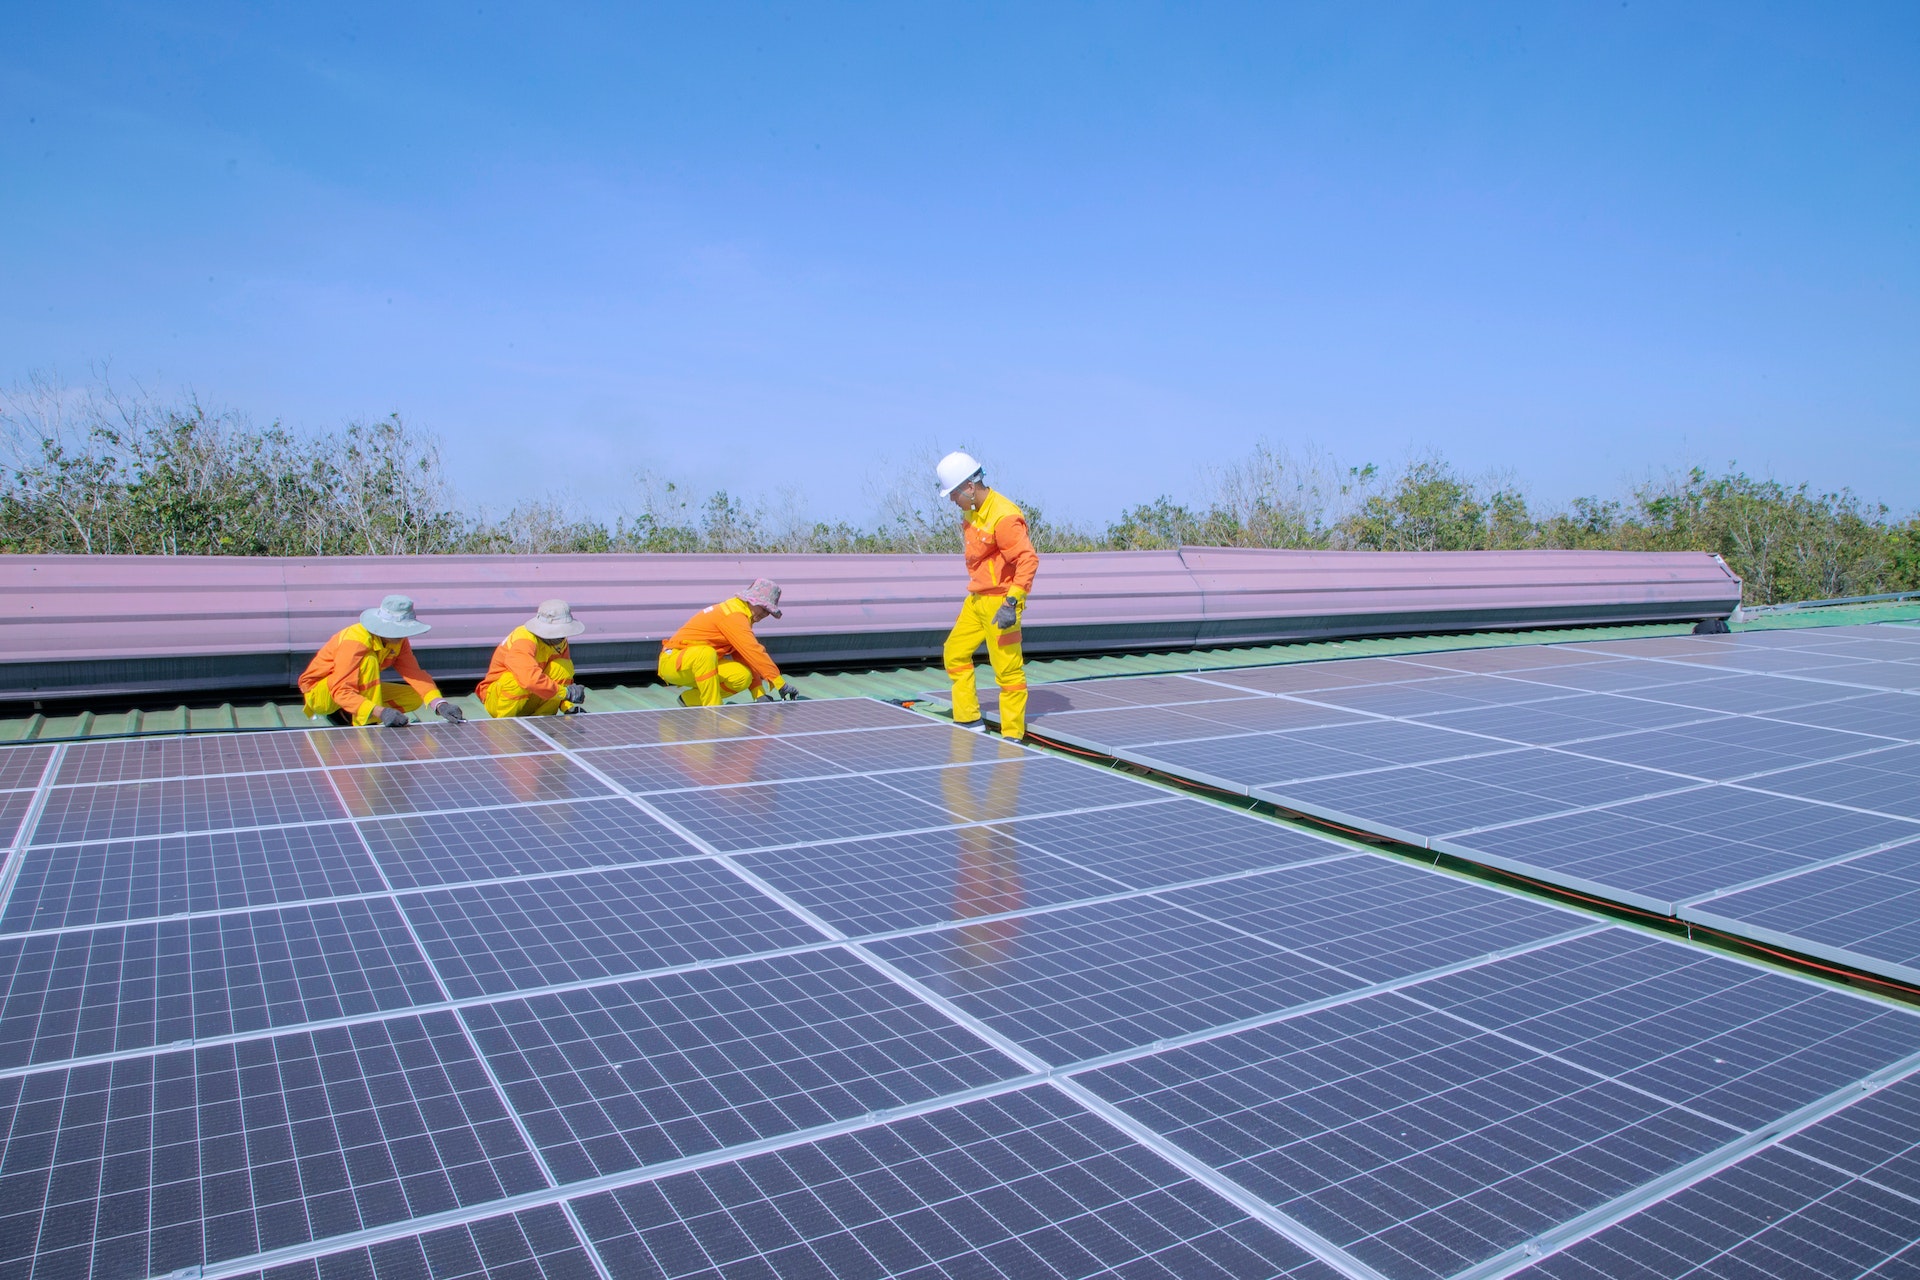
[4,2,1915,526]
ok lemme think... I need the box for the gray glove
[992,596,1022,630]
[776,682,803,701]
[566,684,587,705]
[430,698,466,723]
[376,706,409,729]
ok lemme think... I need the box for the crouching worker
[478,599,589,717]
[658,579,803,707]
[300,595,466,728]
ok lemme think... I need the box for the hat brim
[938,468,983,499]
[526,619,587,639]
[361,609,431,639]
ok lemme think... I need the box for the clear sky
[4,2,1916,526]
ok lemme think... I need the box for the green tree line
[4,378,1915,605]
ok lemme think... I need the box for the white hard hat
[936,450,984,498]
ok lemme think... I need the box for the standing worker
[478,599,589,717]
[658,579,803,707]
[937,451,1038,741]
[300,594,467,728]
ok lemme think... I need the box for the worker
[478,599,589,718]
[658,579,804,707]
[300,594,466,728]
[937,451,1038,741]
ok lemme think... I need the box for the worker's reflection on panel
[499,749,585,805]
[941,731,1026,980]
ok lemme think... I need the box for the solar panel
[1015,623,1920,982]
[4,691,1920,1280]
[1514,1071,1920,1279]
[1682,838,1920,986]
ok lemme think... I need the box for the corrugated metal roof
[4,600,1911,745]
[1,546,1740,699]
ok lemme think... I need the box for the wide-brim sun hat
[361,594,432,639]
[741,578,783,618]
[526,598,587,640]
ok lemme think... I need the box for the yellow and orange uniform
[658,598,788,706]
[945,489,1039,739]
[299,625,443,726]
[477,627,578,718]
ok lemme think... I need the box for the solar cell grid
[1408,696,1723,745]
[995,797,1342,888]
[0,790,37,849]
[399,861,823,998]
[0,825,387,933]
[1760,691,1920,740]
[1196,657,1440,695]
[1440,786,1920,911]
[248,1204,601,1280]
[642,772,955,852]
[327,754,611,819]
[1517,1070,1920,1280]
[579,737,848,794]
[569,1085,1343,1280]
[868,896,1366,1066]
[460,947,1025,1183]
[1028,704,1256,749]
[1748,742,1920,819]
[1611,673,1863,715]
[734,826,1128,937]
[0,745,55,792]
[30,771,346,846]
[532,705,753,750]
[1080,988,1738,1280]
[305,718,546,767]
[0,1012,546,1280]
[1399,930,1920,1130]
[55,734,322,786]
[1175,696,1375,733]
[1492,660,1711,694]
[729,697,929,735]
[876,756,1166,825]
[0,897,443,1066]
[360,799,699,890]
[1125,733,1389,795]
[1515,1140,1920,1280]
[1558,718,1890,781]
[785,723,1027,772]
[1682,840,1920,984]
[1046,673,1257,707]
[1394,645,1611,673]
[1158,859,1589,982]
[1291,677,1552,718]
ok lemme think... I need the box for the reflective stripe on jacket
[963,489,1039,598]
[663,598,784,687]
[298,624,442,725]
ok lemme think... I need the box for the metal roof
[4,600,1911,745]
[2,546,1740,699]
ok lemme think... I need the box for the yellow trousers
[481,654,576,718]
[945,593,1027,739]
[659,646,762,707]
[310,680,427,727]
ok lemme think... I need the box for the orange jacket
[962,489,1038,598]
[477,627,572,704]
[298,624,441,724]
[664,598,784,686]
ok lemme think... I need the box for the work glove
[376,706,409,729]
[992,596,1023,630]
[565,684,587,706]
[430,698,466,723]
[776,682,804,701]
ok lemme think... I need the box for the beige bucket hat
[526,599,587,640]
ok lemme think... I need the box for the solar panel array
[1010,623,1920,988]
[3,693,1920,1278]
